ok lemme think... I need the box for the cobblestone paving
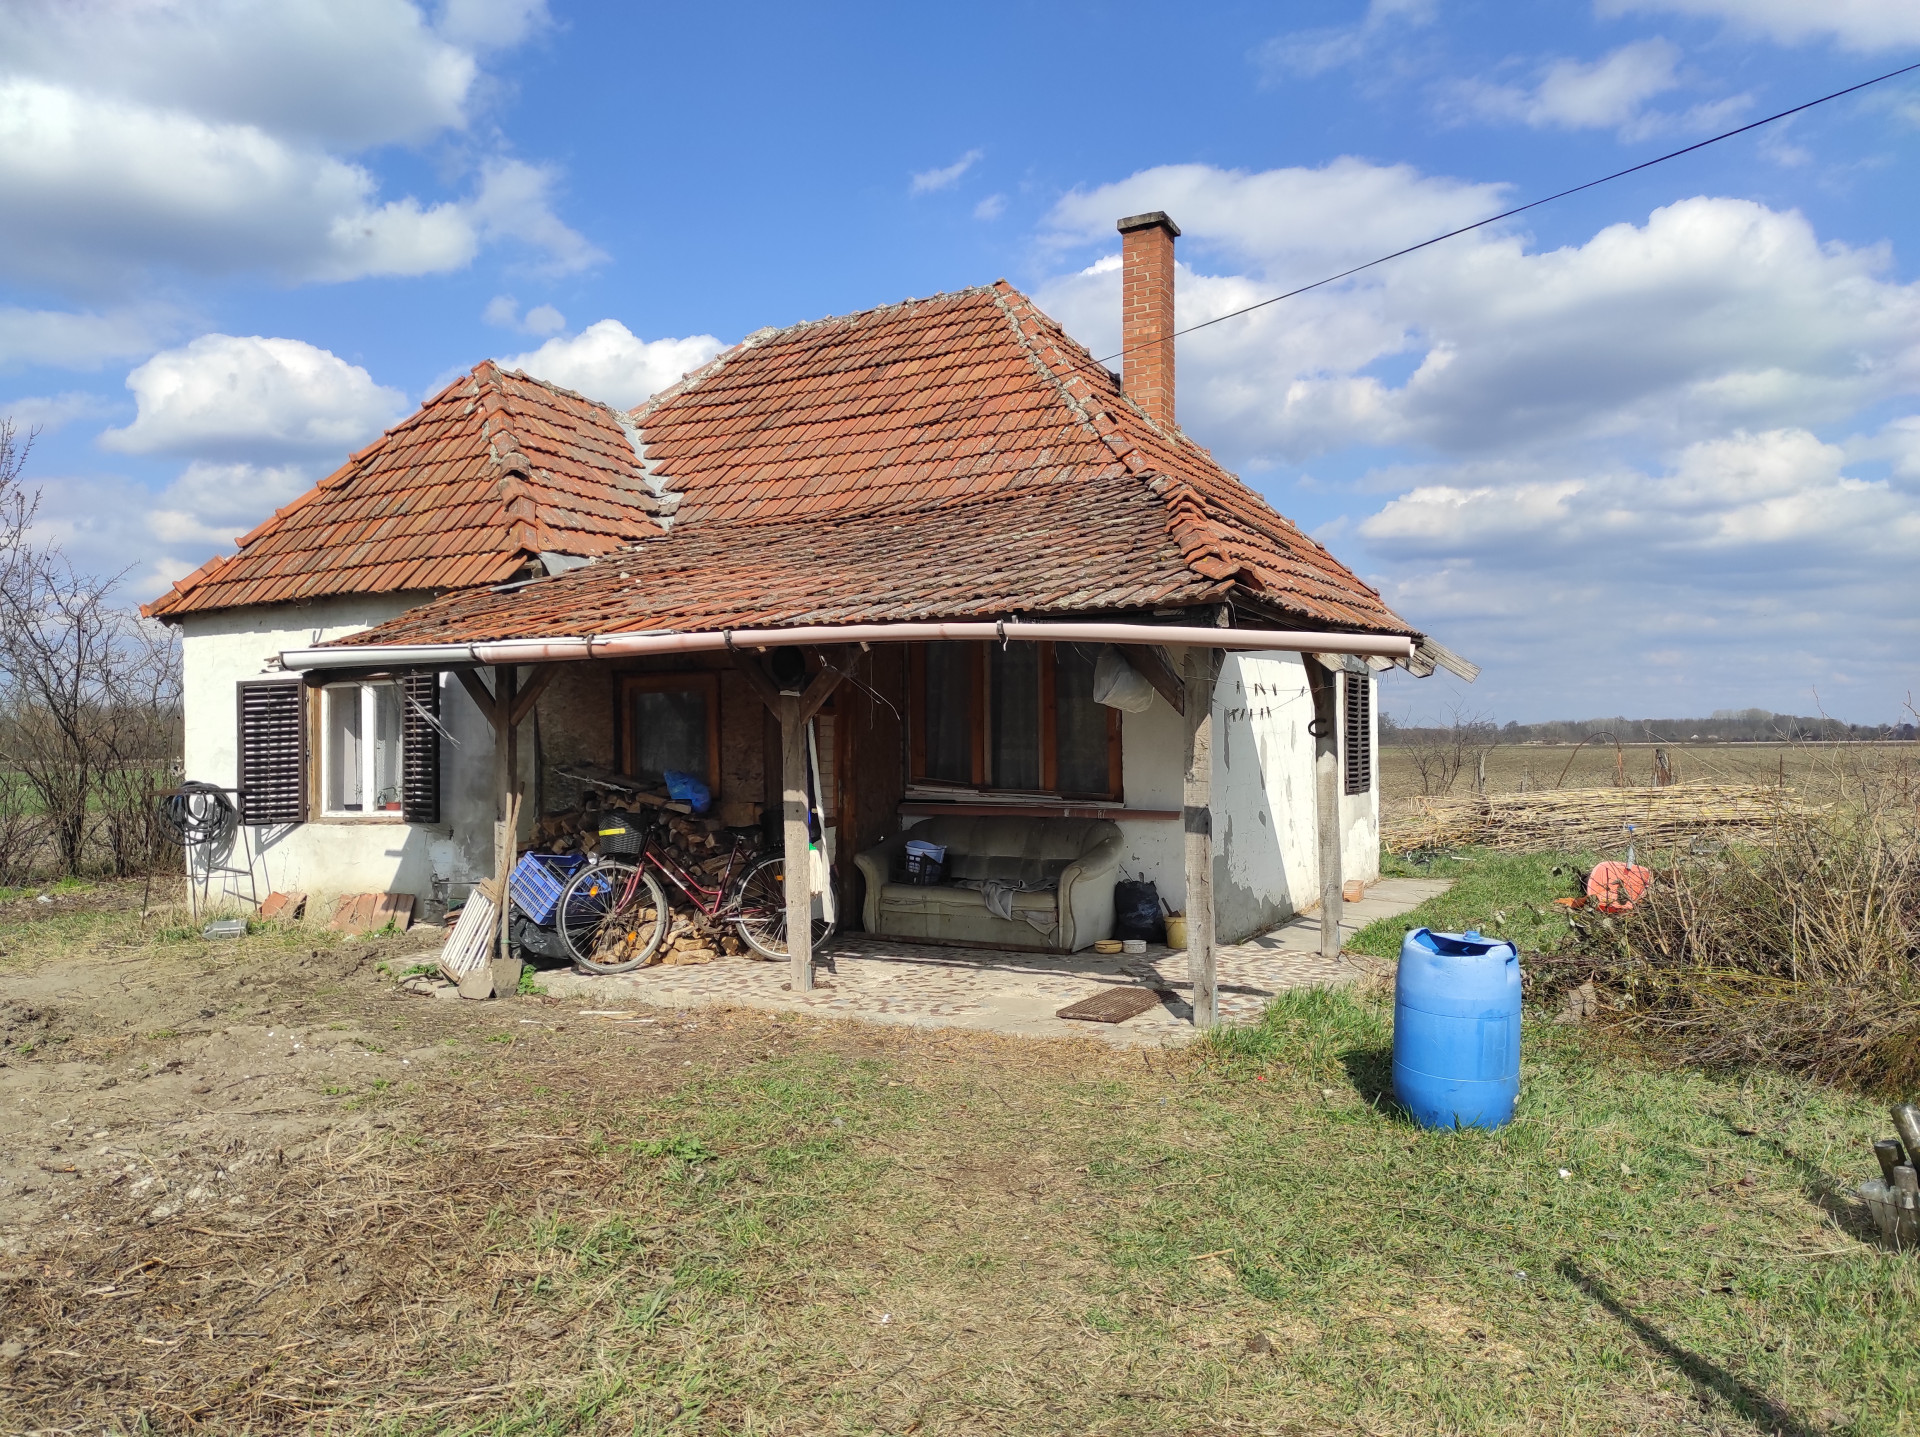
[543,878,1451,1047]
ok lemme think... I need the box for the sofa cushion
[878,882,1058,916]
[946,853,1073,886]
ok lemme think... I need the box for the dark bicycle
[555,812,836,974]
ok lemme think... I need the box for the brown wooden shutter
[401,671,441,824]
[1343,670,1372,796]
[236,679,307,824]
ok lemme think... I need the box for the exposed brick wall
[1119,212,1179,432]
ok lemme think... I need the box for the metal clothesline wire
[1093,58,1920,366]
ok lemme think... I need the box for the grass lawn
[1350,848,1598,961]
[6,881,1916,1434]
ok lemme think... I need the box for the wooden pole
[1307,660,1343,963]
[780,692,813,992]
[495,665,520,970]
[1183,647,1218,1028]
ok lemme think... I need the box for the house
[146,211,1470,1024]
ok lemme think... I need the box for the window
[909,641,1122,799]
[620,673,721,789]
[321,682,405,816]
[236,679,307,824]
[1343,669,1372,795]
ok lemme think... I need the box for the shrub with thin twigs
[1577,746,1920,1092]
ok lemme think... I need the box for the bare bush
[0,417,183,879]
[1399,710,1498,796]
[1581,746,1920,1092]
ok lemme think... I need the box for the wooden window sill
[898,800,1179,821]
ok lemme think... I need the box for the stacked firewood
[524,796,770,965]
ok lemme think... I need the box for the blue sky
[4,0,1919,723]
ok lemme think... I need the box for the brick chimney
[1117,210,1180,431]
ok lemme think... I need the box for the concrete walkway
[542,877,1451,1046]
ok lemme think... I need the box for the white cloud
[0,1,595,290]
[481,290,576,338]
[1449,40,1754,141]
[1035,159,1920,717]
[100,334,406,458]
[146,461,314,550]
[973,193,1007,222]
[0,391,113,435]
[0,305,175,369]
[1045,158,1508,278]
[437,0,551,50]
[910,150,983,195]
[1042,174,1920,464]
[1257,0,1438,79]
[0,0,477,149]
[500,321,726,409]
[1598,0,1920,52]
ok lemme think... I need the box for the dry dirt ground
[2,884,1910,1436]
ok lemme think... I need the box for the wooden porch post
[730,649,847,994]
[779,692,812,992]
[1306,659,1343,963]
[1183,647,1218,1028]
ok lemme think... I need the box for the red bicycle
[554,821,837,974]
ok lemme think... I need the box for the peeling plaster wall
[1114,651,1380,946]
[179,595,496,912]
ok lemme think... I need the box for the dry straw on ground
[1386,782,1809,856]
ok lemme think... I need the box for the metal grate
[1343,670,1372,796]
[401,671,441,824]
[236,679,307,824]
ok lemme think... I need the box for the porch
[538,875,1449,1044]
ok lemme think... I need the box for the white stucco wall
[1115,649,1380,945]
[179,597,498,910]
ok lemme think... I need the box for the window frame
[315,680,408,821]
[618,671,722,793]
[907,641,1123,801]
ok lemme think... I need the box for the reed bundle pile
[1385,781,1803,855]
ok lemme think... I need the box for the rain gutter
[278,621,1416,673]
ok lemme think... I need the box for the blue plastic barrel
[1392,927,1521,1129]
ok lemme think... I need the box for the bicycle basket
[595,813,645,855]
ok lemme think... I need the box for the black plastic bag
[1113,878,1165,943]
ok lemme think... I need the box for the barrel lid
[1405,926,1516,959]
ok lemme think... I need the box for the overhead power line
[1096,58,1920,365]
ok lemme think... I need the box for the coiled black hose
[156,781,238,851]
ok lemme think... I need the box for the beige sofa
[854,816,1124,952]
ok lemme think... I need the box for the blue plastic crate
[508,852,589,926]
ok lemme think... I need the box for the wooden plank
[456,668,499,729]
[1038,643,1059,793]
[370,892,415,933]
[730,650,784,713]
[1183,648,1219,1029]
[1117,644,1185,716]
[508,665,557,727]
[1306,660,1343,963]
[328,893,377,935]
[1057,985,1171,1024]
[781,693,812,992]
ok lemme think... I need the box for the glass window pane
[1055,644,1112,796]
[989,643,1040,790]
[324,685,363,812]
[922,643,973,783]
[631,686,709,783]
[370,684,403,811]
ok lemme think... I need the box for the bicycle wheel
[557,860,671,974]
[731,853,837,961]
